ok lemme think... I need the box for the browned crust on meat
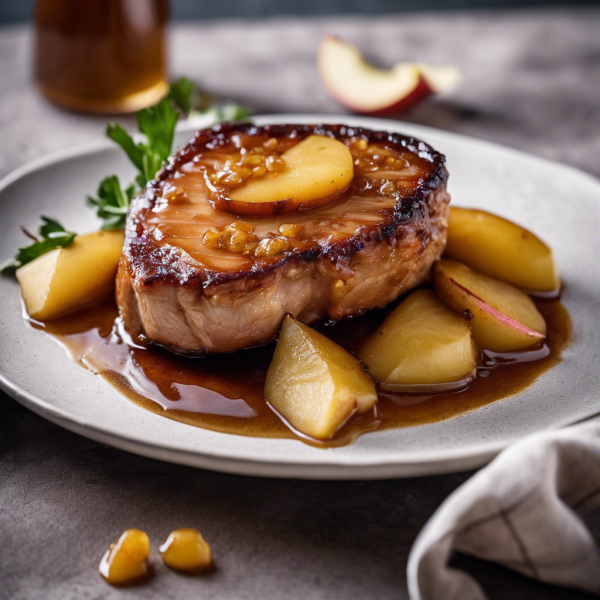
[117,184,450,355]
[121,123,448,291]
[117,123,450,354]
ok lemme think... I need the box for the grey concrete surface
[1,9,599,599]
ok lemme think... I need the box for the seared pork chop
[117,123,450,354]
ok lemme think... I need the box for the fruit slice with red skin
[222,135,354,216]
[318,35,460,116]
[433,260,546,353]
[445,207,560,293]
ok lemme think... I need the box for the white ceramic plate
[1,115,599,479]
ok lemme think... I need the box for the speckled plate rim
[1,113,599,480]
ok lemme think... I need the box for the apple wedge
[265,316,377,440]
[445,207,560,293]
[17,230,124,320]
[360,289,478,386]
[433,260,546,353]
[214,135,354,216]
[318,35,460,116]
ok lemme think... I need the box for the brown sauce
[33,291,572,447]
[150,129,432,274]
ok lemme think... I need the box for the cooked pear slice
[17,230,124,320]
[265,316,377,440]
[360,289,478,385]
[434,259,546,352]
[225,135,354,216]
[445,207,560,293]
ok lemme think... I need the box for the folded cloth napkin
[407,423,600,600]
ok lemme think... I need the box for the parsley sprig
[88,78,250,230]
[168,77,208,115]
[4,78,251,269]
[105,97,179,189]
[88,95,180,230]
[1,217,76,273]
[86,176,136,231]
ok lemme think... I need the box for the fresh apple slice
[214,135,354,216]
[318,35,460,116]
[17,230,124,320]
[445,207,560,293]
[360,289,478,385]
[433,260,546,352]
[265,316,377,440]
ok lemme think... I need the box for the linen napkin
[407,423,600,600]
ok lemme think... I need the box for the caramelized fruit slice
[265,316,377,440]
[360,289,478,385]
[220,135,354,216]
[445,207,560,293]
[160,528,212,573]
[99,529,150,586]
[434,260,546,352]
[16,230,124,320]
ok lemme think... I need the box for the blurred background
[0,0,596,22]
[0,0,597,176]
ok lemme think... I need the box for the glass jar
[34,0,168,114]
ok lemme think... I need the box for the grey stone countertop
[1,8,599,600]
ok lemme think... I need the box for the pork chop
[116,123,450,354]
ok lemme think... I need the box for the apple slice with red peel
[433,260,546,353]
[318,35,460,116]
[215,135,354,216]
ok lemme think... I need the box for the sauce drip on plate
[33,293,571,447]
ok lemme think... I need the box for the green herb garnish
[91,81,250,230]
[1,217,76,273]
[5,78,252,269]
[106,97,179,188]
[90,95,180,229]
[87,176,136,231]
[168,77,205,116]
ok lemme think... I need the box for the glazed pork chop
[116,123,450,354]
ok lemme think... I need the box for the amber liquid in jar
[34,0,168,114]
